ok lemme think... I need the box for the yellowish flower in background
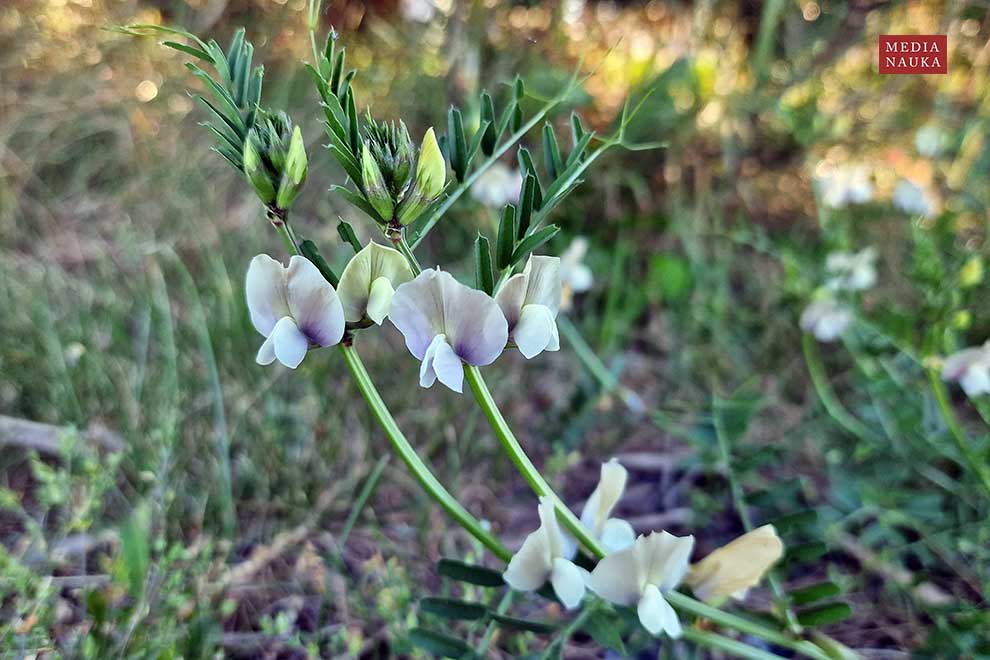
[685,525,784,604]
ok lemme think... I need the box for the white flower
[336,242,413,325]
[246,255,345,368]
[580,459,635,554]
[915,124,947,157]
[389,268,508,393]
[559,237,593,312]
[503,497,587,609]
[942,341,990,397]
[495,255,562,359]
[685,525,784,604]
[399,0,436,23]
[800,298,852,343]
[817,165,873,209]
[471,163,523,208]
[826,247,877,292]
[892,179,935,218]
[587,531,695,638]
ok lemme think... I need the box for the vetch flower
[580,459,635,553]
[503,497,587,609]
[337,242,414,325]
[246,255,345,368]
[559,236,593,312]
[800,298,852,343]
[587,531,695,638]
[495,255,562,359]
[471,162,523,208]
[685,525,784,604]
[816,165,873,209]
[389,268,508,393]
[826,247,877,292]
[941,341,990,397]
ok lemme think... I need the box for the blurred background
[2,0,989,657]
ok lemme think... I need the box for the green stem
[463,364,608,558]
[681,628,789,660]
[802,333,881,442]
[341,343,511,561]
[395,234,422,274]
[927,369,990,500]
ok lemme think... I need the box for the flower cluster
[245,245,563,387]
[801,247,877,343]
[504,459,783,637]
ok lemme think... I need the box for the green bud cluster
[243,110,308,213]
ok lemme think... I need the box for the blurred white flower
[579,459,635,554]
[817,165,873,209]
[399,0,436,23]
[892,179,936,218]
[685,525,784,604]
[471,163,523,208]
[389,268,507,393]
[825,247,877,292]
[559,236,593,311]
[337,242,413,325]
[915,124,947,157]
[941,341,990,397]
[503,497,587,609]
[800,298,852,343]
[495,255,562,359]
[587,531,695,638]
[246,255,345,368]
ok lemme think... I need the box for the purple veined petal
[521,255,562,316]
[419,333,464,392]
[246,254,291,336]
[390,269,447,360]
[285,256,345,347]
[512,304,558,359]
[269,316,309,369]
[438,271,508,366]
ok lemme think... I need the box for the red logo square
[879,35,947,74]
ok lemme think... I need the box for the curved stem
[927,369,990,500]
[341,343,511,561]
[802,333,881,442]
[463,364,608,558]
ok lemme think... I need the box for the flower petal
[256,334,277,365]
[685,525,784,604]
[586,542,643,606]
[285,256,345,347]
[269,316,309,369]
[421,333,464,393]
[580,458,628,536]
[494,272,528,329]
[366,277,395,325]
[637,531,695,592]
[390,269,447,360]
[503,505,554,592]
[521,255,562,315]
[438,270,507,366]
[551,558,586,609]
[338,242,413,323]
[513,304,557,359]
[638,584,681,638]
[601,518,636,554]
[246,254,290,336]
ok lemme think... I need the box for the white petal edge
[269,316,309,369]
[245,254,290,336]
[551,558,586,609]
[513,304,557,359]
[638,584,681,638]
[586,543,642,606]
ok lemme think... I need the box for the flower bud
[276,126,308,211]
[416,127,445,200]
[362,143,394,220]
[243,136,276,205]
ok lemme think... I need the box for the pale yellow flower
[685,525,784,603]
